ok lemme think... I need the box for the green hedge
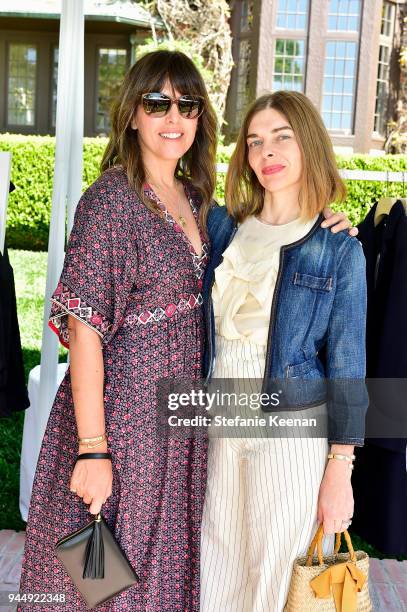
[1,134,406,250]
[334,153,407,227]
[0,135,109,250]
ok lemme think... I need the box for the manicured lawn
[0,250,404,560]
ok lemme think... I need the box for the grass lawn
[0,249,404,560]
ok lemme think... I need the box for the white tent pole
[0,151,12,255]
[67,9,84,235]
[36,0,84,451]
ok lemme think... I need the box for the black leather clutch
[55,513,139,609]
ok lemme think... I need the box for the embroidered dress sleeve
[49,174,138,348]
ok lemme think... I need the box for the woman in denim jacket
[200,91,368,612]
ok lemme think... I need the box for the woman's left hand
[321,207,359,236]
[317,459,354,535]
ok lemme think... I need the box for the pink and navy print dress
[19,167,209,611]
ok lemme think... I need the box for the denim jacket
[202,205,368,446]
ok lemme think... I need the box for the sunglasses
[141,92,204,119]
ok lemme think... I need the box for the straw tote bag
[285,524,372,612]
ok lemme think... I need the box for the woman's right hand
[67,315,112,514]
[70,454,113,515]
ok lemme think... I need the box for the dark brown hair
[225,90,346,223]
[101,50,218,229]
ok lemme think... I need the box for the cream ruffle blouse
[212,214,318,346]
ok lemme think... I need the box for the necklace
[149,180,187,228]
[178,204,187,228]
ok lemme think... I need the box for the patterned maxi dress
[18,167,209,611]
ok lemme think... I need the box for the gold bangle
[79,439,107,449]
[327,453,355,470]
[327,453,355,462]
[78,433,106,444]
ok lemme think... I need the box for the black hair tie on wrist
[76,453,112,461]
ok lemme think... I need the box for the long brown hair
[225,91,346,223]
[101,50,218,229]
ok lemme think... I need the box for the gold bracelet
[327,453,355,462]
[327,453,355,469]
[79,439,107,449]
[78,433,106,444]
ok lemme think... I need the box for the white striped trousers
[200,338,332,611]
[200,436,331,612]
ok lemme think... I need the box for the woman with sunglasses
[19,51,357,611]
[200,91,368,611]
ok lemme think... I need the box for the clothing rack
[216,164,407,184]
[0,151,12,255]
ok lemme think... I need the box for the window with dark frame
[273,39,305,92]
[7,43,37,127]
[272,0,308,93]
[321,0,362,133]
[322,41,358,131]
[380,1,395,37]
[240,0,254,32]
[276,0,309,31]
[96,47,128,133]
[374,1,396,136]
[327,0,361,33]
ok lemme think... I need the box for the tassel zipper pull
[83,514,105,579]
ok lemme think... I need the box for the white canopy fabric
[0,0,154,27]
[35,0,84,458]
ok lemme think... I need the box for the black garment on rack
[352,200,407,555]
[0,182,29,417]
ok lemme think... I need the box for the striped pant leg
[200,437,253,612]
[245,436,332,612]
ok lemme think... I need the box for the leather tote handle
[305,524,356,567]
